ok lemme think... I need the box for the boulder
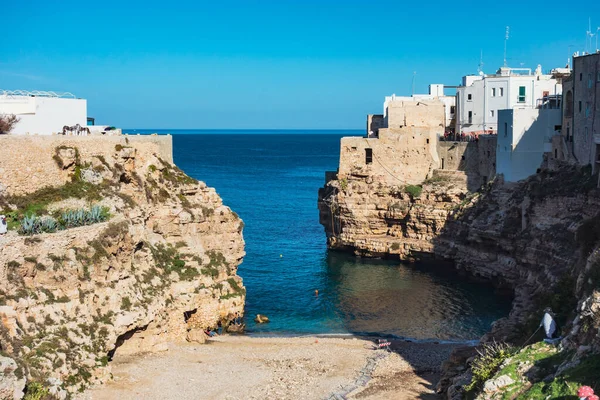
[254,314,270,324]
[186,329,207,344]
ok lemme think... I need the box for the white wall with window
[497,107,561,181]
[456,66,564,135]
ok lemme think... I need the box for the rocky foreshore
[0,136,246,398]
[319,160,600,398]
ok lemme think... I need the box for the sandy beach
[76,335,461,400]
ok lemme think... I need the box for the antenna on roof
[412,71,417,96]
[477,50,484,75]
[503,26,510,67]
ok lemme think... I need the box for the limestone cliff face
[318,170,470,259]
[0,138,245,398]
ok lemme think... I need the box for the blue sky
[2,0,598,129]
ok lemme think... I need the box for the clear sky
[2,0,599,129]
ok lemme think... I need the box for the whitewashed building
[456,66,567,135]
[0,90,87,135]
[497,105,562,182]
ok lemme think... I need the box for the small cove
[128,130,512,341]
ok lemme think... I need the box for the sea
[125,129,512,342]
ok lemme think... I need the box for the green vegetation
[404,184,423,199]
[339,178,348,191]
[517,353,600,399]
[23,382,49,400]
[18,205,110,235]
[465,342,516,392]
[158,157,198,186]
[121,297,132,311]
[202,250,228,277]
[52,145,80,169]
[150,243,199,281]
[465,341,599,400]
[423,175,449,185]
[390,243,400,251]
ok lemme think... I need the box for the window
[518,86,526,103]
[468,111,473,123]
[467,94,472,101]
[580,73,583,81]
[598,71,600,82]
[586,102,592,117]
[365,148,373,164]
[461,155,465,160]
[491,88,496,97]
[426,138,429,144]
[579,101,582,113]
[490,110,495,117]
[504,122,508,137]
[500,88,504,96]
[589,74,594,89]
[450,105,456,114]
[487,150,490,157]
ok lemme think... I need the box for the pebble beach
[77,336,462,400]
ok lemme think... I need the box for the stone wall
[0,134,172,196]
[436,135,497,190]
[572,53,600,169]
[385,100,445,129]
[338,127,440,185]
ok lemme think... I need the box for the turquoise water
[126,130,512,341]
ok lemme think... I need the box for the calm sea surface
[126,129,512,341]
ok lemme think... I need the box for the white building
[497,105,562,182]
[0,90,87,135]
[456,66,566,135]
[383,84,456,129]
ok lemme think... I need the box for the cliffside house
[456,66,568,136]
[553,52,600,173]
[0,89,89,135]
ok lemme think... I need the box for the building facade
[497,107,562,182]
[369,84,455,137]
[456,66,567,136]
[568,53,600,170]
[0,90,87,135]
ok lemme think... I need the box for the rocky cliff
[319,160,600,398]
[318,169,470,259]
[0,138,245,399]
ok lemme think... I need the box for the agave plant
[40,217,58,233]
[19,215,40,235]
[89,205,102,223]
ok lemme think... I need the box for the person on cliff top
[0,215,7,235]
[540,307,558,342]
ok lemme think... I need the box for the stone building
[568,52,600,170]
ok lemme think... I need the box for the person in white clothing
[540,307,557,339]
[0,215,7,235]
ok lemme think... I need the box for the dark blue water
[126,129,512,341]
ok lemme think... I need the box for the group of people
[441,131,482,142]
